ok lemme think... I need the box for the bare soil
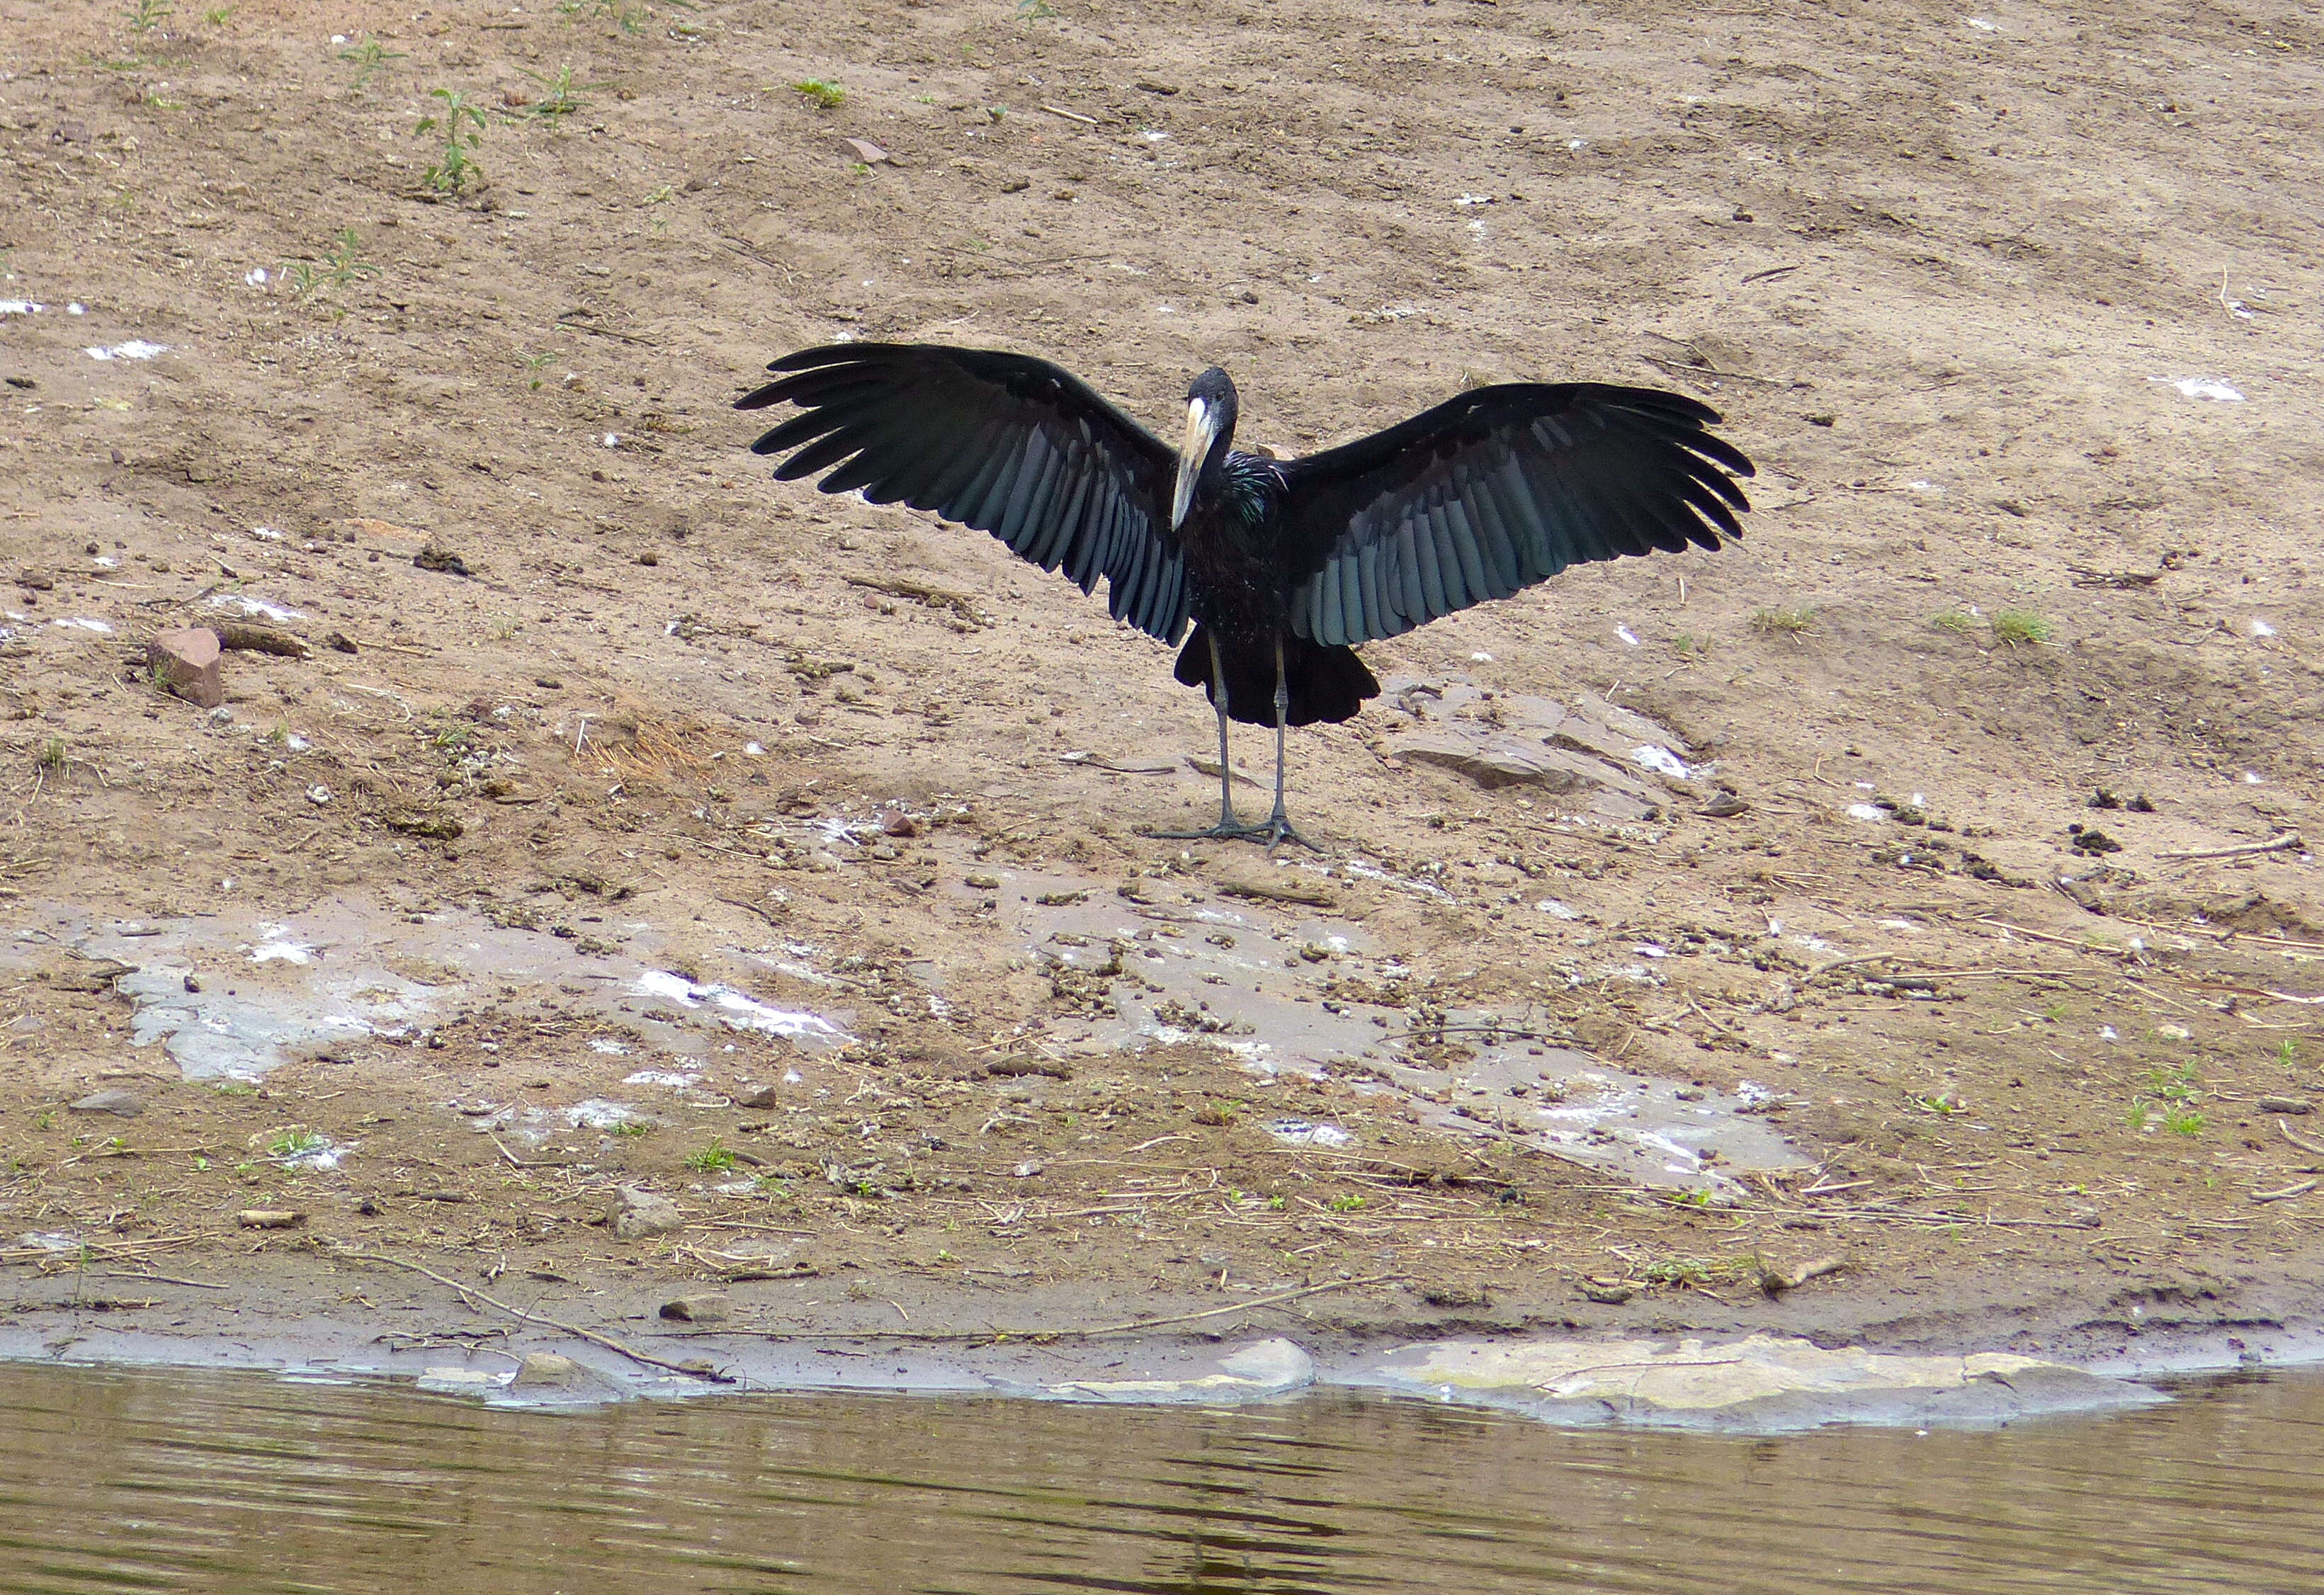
[4,0,2323,1376]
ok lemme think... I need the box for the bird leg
[1257,637,1318,852]
[1150,631,1298,846]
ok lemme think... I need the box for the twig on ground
[660,1273,1408,1343]
[2155,833,2303,863]
[334,1246,735,1383]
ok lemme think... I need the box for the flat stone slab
[1041,1338,1316,1404]
[1362,1333,2163,1430]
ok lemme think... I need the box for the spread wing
[1278,383,1755,647]
[737,344,1191,643]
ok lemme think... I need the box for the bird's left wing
[1276,383,1755,647]
[738,344,1191,644]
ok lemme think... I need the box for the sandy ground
[4,0,2324,1383]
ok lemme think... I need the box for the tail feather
[1173,625,1380,727]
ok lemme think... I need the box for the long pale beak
[1172,397,1221,531]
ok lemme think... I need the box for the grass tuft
[790,78,846,110]
[1750,606,1815,636]
[1990,608,2053,647]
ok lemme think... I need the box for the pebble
[658,1293,731,1323]
[510,1352,584,1389]
[68,1088,144,1117]
[608,1184,685,1239]
[146,626,223,708]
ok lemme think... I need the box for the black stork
[737,344,1754,848]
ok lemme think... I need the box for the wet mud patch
[7,897,849,1082]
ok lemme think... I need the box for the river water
[3,1361,2318,1594]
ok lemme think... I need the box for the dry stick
[2155,832,2303,863]
[2282,1119,2324,1159]
[1039,103,1099,125]
[668,1273,1410,1343]
[2252,1179,2318,1204]
[335,1247,736,1384]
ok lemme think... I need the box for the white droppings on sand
[635,969,847,1041]
[1633,745,1690,780]
[2153,376,2243,402]
[85,340,169,361]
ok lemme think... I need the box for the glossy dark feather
[1279,383,1755,647]
[737,344,1191,644]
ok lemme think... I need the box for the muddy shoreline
[7,1234,2322,1429]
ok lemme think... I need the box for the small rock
[2259,1096,2315,1116]
[324,631,360,654]
[609,1185,685,1239]
[1703,790,1750,819]
[1422,1283,1492,1309]
[737,1083,788,1108]
[964,871,1002,889]
[1582,1279,1636,1305]
[17,570,54,591]
[147,626,223,708]
[236,1210,305,1229]
[878,809,919,837]
[69,1088,144,1118]
[842,137,891,164]
[414,544,472,577]
[659,1293,731,1323]
[1012,1160,1044,1179]
[510,1352,584,1389]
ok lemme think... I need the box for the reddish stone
[147,626,222,708]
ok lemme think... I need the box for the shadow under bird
[738,344,1755,848]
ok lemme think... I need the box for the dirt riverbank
[4,0,2323,1384]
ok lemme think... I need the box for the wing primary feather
[994,431,1055,551]
[1403,516,1441,613]
[1357,538,1388,642]
[1440,499,1491,607]
[958,431,1033,533]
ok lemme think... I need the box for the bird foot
[1147,814,1319,853]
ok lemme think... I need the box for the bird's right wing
[1276,382,1754,647]
[738,344,1191,644]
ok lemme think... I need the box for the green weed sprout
[416,89,490,195]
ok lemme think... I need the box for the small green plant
[685,1139,739,1174]
[489,613,522,641]
[608,1119,652,1138]
[127,0,173,35]
[791,78,846,110]
[519,348,563,390]
[2130,1062,2203,1134]
[416,88,491,195]
[1750,606,1815,636]
[1643,1257,1713,1285]
[1912,1091,1968,1116]
[2279,1039,2303,1071]
[285,228,380,297]
[32,1110,56,1132]
[1018,0,1058,18]
[212,1081,256,1097]
[1990,608,2053,647]
[267,1128,325,1158]
[1931,609,1980,635]
[203,4,232,23]
[1327,1193,1366,1213]
[523,63,605,125]
[1671,632,1709,662]
[337,33,403,91]
[38,737,67,771]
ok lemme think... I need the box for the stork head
[1172,367,1239,531]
